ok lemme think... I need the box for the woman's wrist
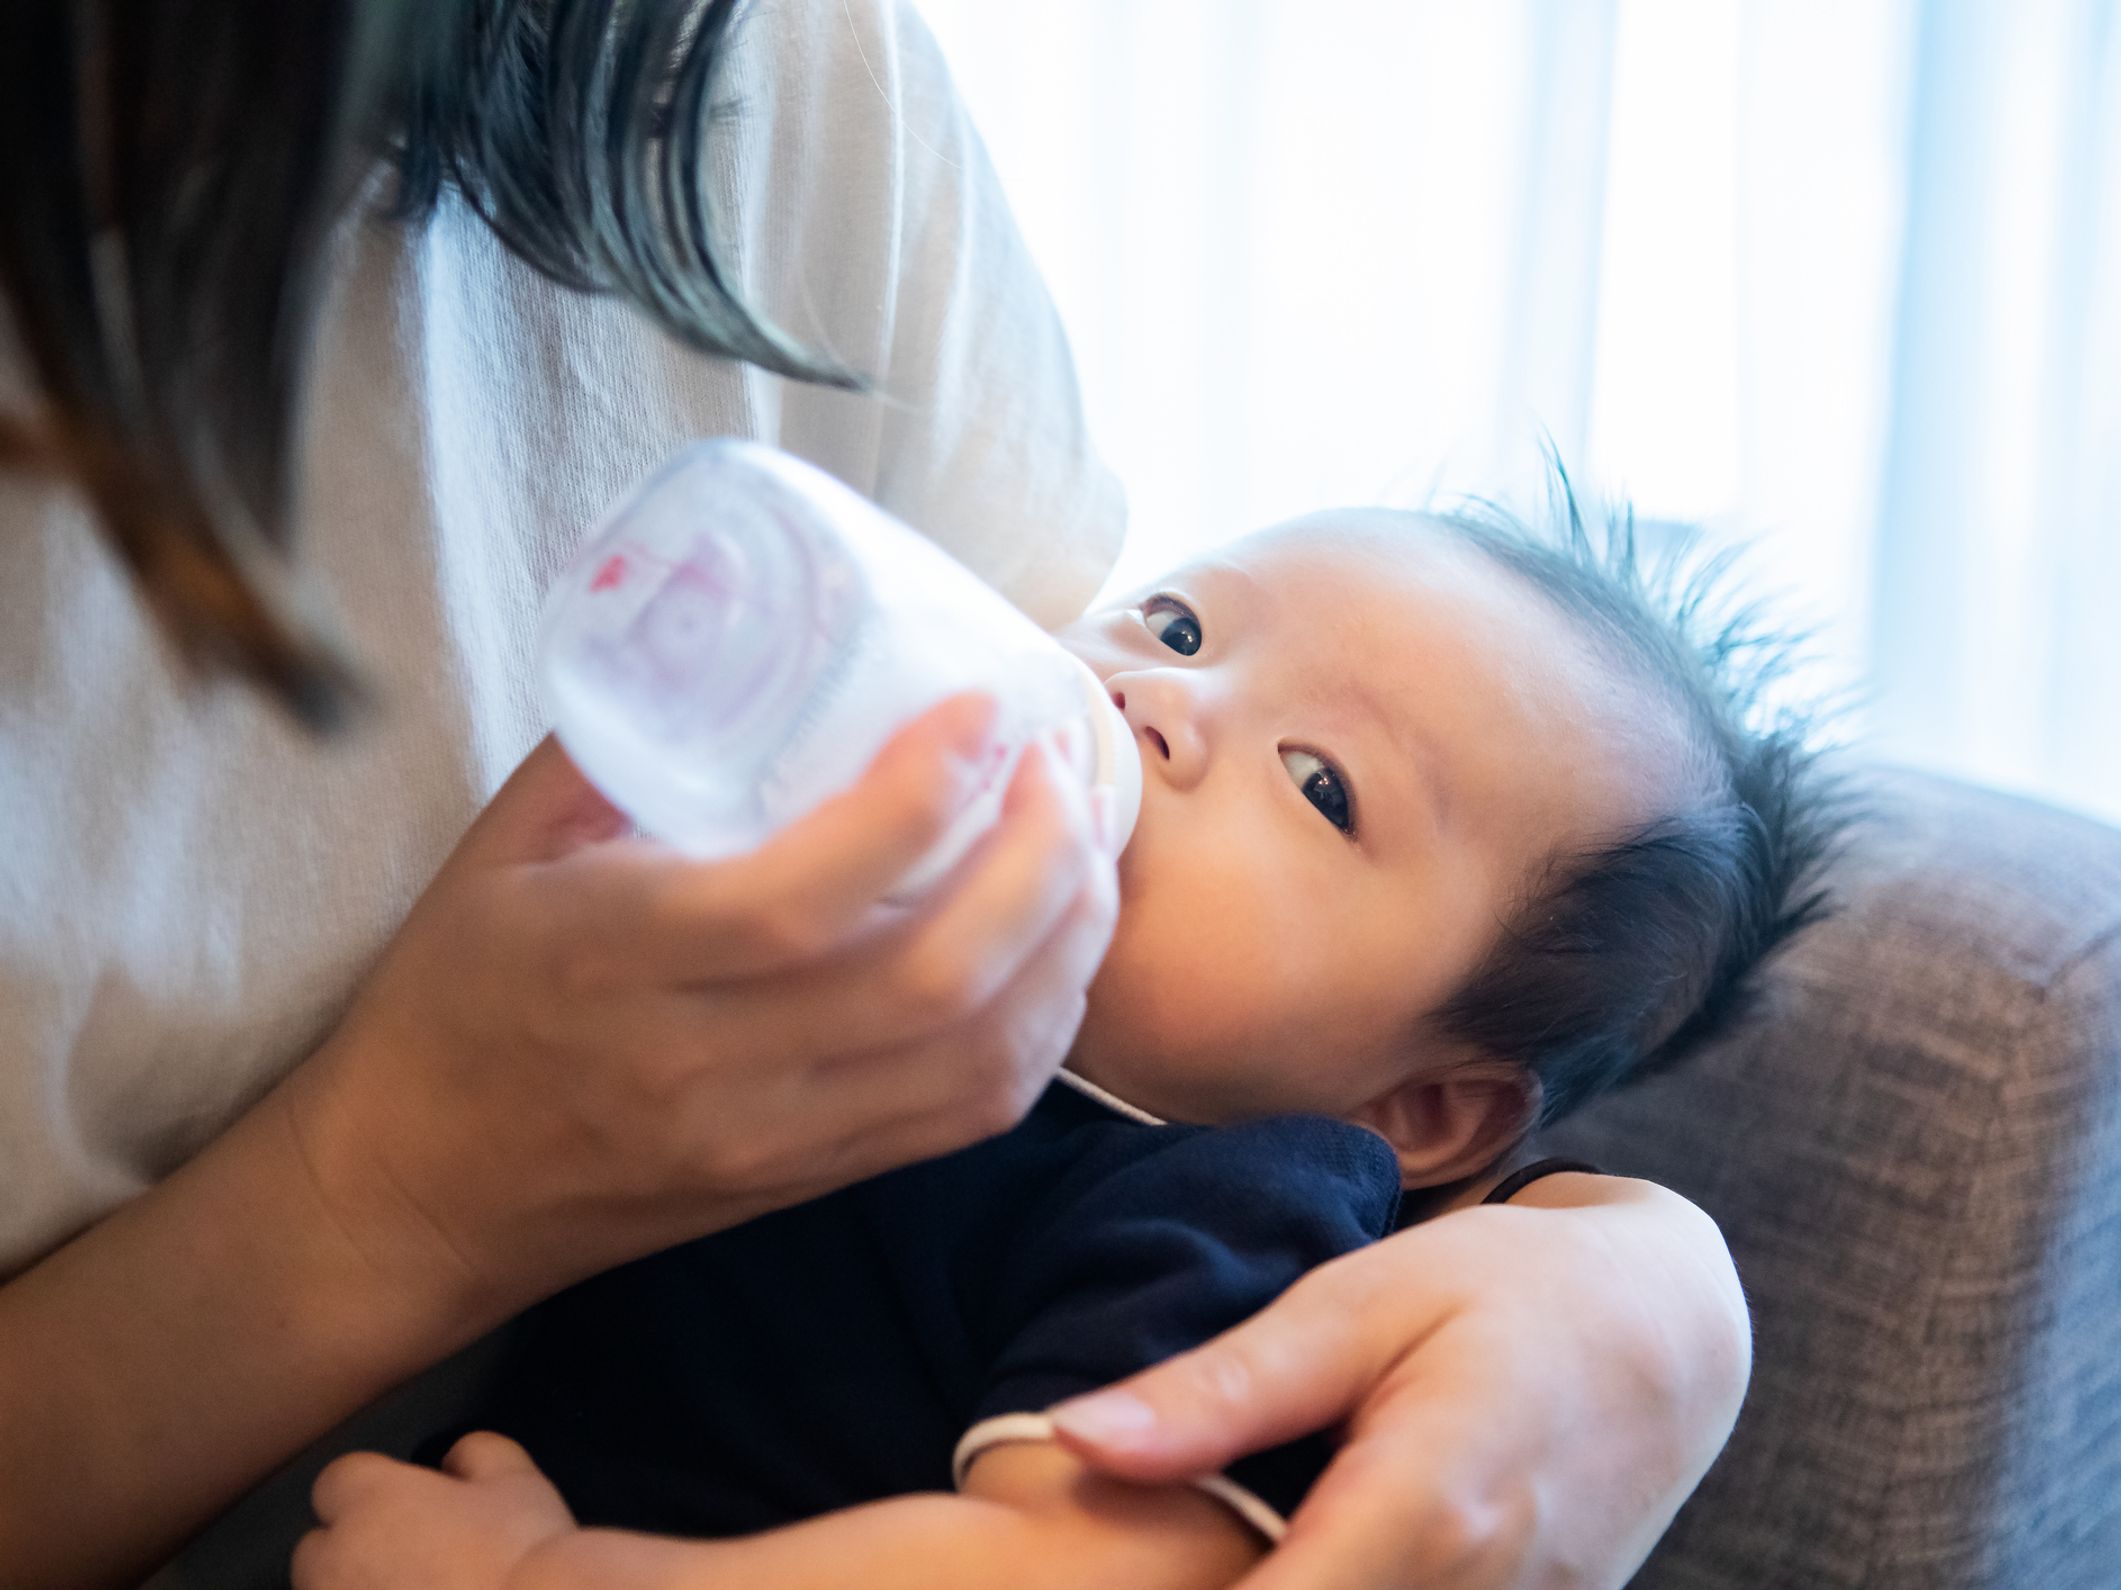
[275,1032,527,1335]
[0,1058,493,1588]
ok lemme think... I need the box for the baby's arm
[522,1441,1263,1590]
[293,1432,1262,1590]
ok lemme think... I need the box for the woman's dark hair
[0,0,849,728]
[1428,471,1850,1126]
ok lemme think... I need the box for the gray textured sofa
[1547,767,2121,1589]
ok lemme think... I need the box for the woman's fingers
[309,690,1110,1303]
[1059,1194,1739,1590]
[654,813,1116,1205]
[791,849,1118,1186]
[503,735,1110,1215]
[671,738,1097,1062]
[1046,1244,1548,1590]
[698,690,1007,953]
[562,691,1003,984]
[1048,1264,1520,1590]
[1049,1252,1422,1482]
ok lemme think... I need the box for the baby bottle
[540,440,1142,897]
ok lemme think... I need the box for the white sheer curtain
[919,0,2121,823]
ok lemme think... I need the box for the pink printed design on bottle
[541,441,1140,893]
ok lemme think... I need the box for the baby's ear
[1348,1061,1540,1189]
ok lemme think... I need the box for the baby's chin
[1066,925,1243,1123]
[1061,1049,1194,1123]
[1062,1002,1189,1122]
[1068,898,1287,1122]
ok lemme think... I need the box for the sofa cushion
[1546,767,2121,1590]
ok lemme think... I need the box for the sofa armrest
[1545,767,2121,1590]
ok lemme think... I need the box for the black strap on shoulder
[1482,1157,1604,1205]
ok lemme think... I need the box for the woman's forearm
[0,1070,495,1590]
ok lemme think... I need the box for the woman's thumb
[1049,1280,1381,1483]
[455,735,631,866]
[1045,1350,1294,1483]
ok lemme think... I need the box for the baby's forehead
[1211,508,1442,575]
[1190,510,1525,623]
[1183,509,1704,823]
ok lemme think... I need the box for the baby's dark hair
[1425,472,1846,1127]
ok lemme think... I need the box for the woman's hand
[1051,1176,1750,1590]
[285,692,1119,1326]
[293,1434,575,1590]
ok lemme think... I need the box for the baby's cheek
[1089,919,1250,1052]
[1078,839,1293,1057]
[1069,919,1195,1074]
[1074,910,1155,1041]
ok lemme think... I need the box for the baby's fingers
[310,1451,422,1526]
[441,1431,542,1483]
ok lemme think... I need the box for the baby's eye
[1143,596,1203,656]
[1281,748,1356,836]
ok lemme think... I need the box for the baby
[302,490,1834,1588]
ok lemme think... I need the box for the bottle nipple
[1065,654,1142,859]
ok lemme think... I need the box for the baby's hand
[293,1433,576,1590]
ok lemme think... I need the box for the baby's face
[1055,512,1681,1129]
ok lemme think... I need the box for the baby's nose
[1109,690,1169,761]
[1110,682,1207,789]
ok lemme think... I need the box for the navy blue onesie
[465,1075,1402,1539]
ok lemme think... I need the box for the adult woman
[0,2,1749,1586]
